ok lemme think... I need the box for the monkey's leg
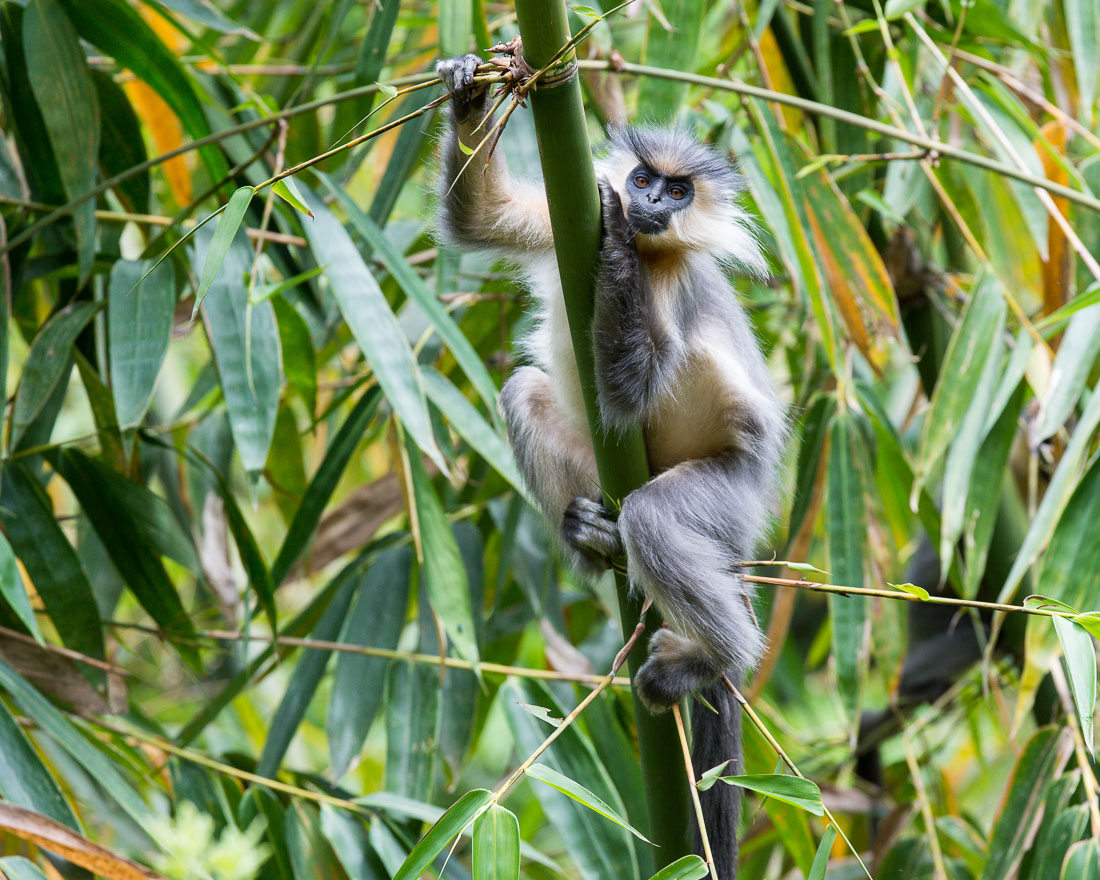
[618,454,768,711]
[499,367,620,574]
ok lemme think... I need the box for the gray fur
[437,57,785,880]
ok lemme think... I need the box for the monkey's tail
[692,672,743,880]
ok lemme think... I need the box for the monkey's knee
[635,630,724,713]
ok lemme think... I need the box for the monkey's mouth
[627,209,670,235]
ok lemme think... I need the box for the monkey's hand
[436,54,490,125]
[597,178,634,249]
[561,497,622,575]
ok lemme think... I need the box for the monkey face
[625,164,695,235]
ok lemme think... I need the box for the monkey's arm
[436,55,554,254]
[592,181,686,427]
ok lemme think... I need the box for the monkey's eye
[668,184,687,200]
[633,173,650,187]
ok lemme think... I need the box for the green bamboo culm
[511,0,695,869]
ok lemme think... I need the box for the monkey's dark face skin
[624,164,695,234]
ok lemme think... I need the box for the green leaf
[255,576,358,777]
[0,461,104,672]
[392,789,493,880]
[0,857,50,880]
[376,80,398,98]
[196,226,281,478]
[9,301,98,449]
[1065,0,1100,126]
[1000,383,1100,602]
[272,178,313,217]
[0,532,43,643]
[108,258,175,429]
[24,0,99,281]
[713,774,824,816]
[404,430,480,665]
[916,273,1007,486]
[57,0,228,182]
[439,0,473,57]
[146,0,258,37]
[286,803,342,880]
[193,186,255,318]
[327,545,412,778]
[826,410,865,714]
[300,186,444,472]
[808,825,837,880]
[504,680,638,878]
[319,175,499,415]
[0,656,153,824]
[472,804,520,880]
[888,582,931,601]
[519,703,562,728]
[269,388,382,586]
[1072,612,1100,642]
[695,761,731,791]
[250,267,323,306]
[271,296,317,415]
[1034,804,1090,880]
[1031,302,1100,446]
[0,698,79,831]
[53,447,198,662]
[637,0,705,120]
[525,762,653,843]
[981,727,1067,880]
[420,367,527,501]
[646,856,709,880]
[1051,615,1096,755]
[1061,839,1100,880]
[385,660,441,801]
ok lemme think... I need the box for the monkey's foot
[596,178,633,246]
[561,497,622,575]
[635,629,719,713]
[436,53,489,123]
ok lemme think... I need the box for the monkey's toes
[435,53,482,102]
[634,656,686,713]
[561,497,622,571]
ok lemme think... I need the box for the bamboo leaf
[196,225,281,479]
[193,186,254,318]
[392,789,493,880]
[272,178,313,217]
[57,0,228,182]
[327,545,412,778]
[269,388,382,586]
[1065,0,1100,125]
[300,186,444,472]
[637,0,705,120]
[320,175,499,415]
[646,856,709,880]
[108,259,176,429]
[1061,839,1100,879]
[472,804,520,880]
[0,699,79,831]
[9,301,97,449]
[404,430,480,665]
[1031,301,1100,447]
[1050,614,1096,755]
[712,773,824,816]
[0,461,105,672]
[0,657,153,824]
[980,727,1067,880]
[827,410,865,714]
[526,763,653,843]
[23,0,99,281]
[916,273,1007,488]
[439,0,473,57]
[808,825,838,880]
[0,532,43,643]
[255,576,358,777]
[1033,805,1090,880]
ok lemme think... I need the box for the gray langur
[436,53,786,879]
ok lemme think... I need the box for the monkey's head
[596,127,767,275]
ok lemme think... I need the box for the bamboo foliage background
[0,0,1099,877]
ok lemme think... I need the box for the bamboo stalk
[511,1,694,865]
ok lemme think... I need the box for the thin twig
[104,622,632,688]
[723,677,872,879]
[902,730,949,880]
[673,703,718,880]
[0,625,129,676]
